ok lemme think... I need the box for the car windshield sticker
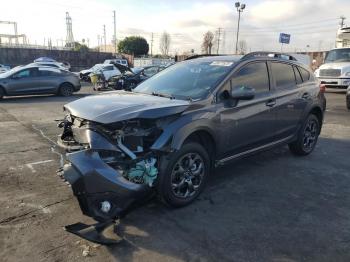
[210,61,233,67]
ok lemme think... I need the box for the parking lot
[0,86,349,262]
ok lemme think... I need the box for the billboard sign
[279,33,291,44]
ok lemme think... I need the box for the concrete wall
[0,47,115,71]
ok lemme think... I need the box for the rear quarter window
[298,66,311,82]
[271,62,296,89]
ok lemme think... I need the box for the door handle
[302,92,311,99]
[265,99,276,107]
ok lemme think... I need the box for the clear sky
[0,0,348,54]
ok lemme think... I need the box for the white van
[104,59,129,67]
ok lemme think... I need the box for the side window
[38,68,61,77]
[298,66,311,82]
[293,66,303,85]
[231,62,270,93]
[104,66,113,71]
[13,69,36,78]
[271,62,296,89]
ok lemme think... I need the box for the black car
[58,52,326,243]
[110,64,166,90]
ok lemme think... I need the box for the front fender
[151,112,217,151]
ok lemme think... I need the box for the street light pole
[234,2,246,54]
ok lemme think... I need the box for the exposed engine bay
[58,114,173,187]
[57,112,178,244]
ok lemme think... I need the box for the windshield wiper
[151,92,175,99]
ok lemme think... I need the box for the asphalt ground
[0,86,349,262]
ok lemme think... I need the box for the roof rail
[241,52,297,61]
[184,54,222,61]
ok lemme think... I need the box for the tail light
[319,84,326,93]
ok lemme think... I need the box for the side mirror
[230,86,255,100]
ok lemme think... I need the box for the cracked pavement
[0,87,349,262]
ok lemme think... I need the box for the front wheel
[289,114,320,156]
[346,95,350,110]
[157,142,210,207]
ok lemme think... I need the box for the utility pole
[216,28,222,54]
[97,34,100,52]
[222,30,226,54]
[150,32,154,56]
[340,16,346,28]
[234,2,246,54]
[113,10,117,54]
[103,24,107,52]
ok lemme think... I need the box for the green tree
[66,42,89,52]
[118,36,149,56]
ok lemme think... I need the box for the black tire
[0,87,4,99]
[289,114,320,156]
[59,83,74,97]
[157,142,210,207]
[346,95,350,110]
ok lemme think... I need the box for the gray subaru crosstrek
[58,52,326,243]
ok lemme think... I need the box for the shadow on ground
[105,137,350,262]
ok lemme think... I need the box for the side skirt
[216,135,295,166]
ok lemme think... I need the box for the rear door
[36,68,62,93]
[216,61,277,158]
[270,62,309,140]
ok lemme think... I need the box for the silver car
[0,65,81,99]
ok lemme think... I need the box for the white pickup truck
[315,48,350,89]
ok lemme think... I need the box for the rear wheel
[59,83,74,97]
[289,114,320,156]
[157,142,210,207]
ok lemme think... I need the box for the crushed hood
[64,91,190,124]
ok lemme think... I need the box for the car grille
[319,69,341,77]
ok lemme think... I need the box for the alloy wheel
[171,152,205,198]
[302,118,318,152]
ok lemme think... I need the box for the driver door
[216,61,277,158]
[6,68,41,95]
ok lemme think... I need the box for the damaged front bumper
[63,149,152,222]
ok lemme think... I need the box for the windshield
[133,60,235,100]
[0,66,23,78]
[325,48,350,63]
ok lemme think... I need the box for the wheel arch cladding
[309,106,323,126]
[183,130,216,158]
[60,82,74,88]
